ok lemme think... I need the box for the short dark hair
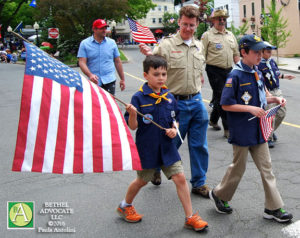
[179,5,199,20]
[239,47,250,57]
[143,55,168,73]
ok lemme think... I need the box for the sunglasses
[217,17,227,22]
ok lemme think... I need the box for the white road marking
[282,220,300,238]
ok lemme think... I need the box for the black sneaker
[263,208,293,223]
[209,190,232,214]
[268,140,275,148]
[273,133,278,141]
[209,121,221,131]
[151,171,161,186]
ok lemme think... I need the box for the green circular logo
[9,203,33,227]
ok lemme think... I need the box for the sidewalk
[276,57,300,74]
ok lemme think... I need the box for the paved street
[0,47,300,238]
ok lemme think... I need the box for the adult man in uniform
[139,6,210,198]
[201,9,239,138]
[78,19,125,95]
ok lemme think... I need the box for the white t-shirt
[183,39,192,46]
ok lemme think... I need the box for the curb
[278,67,300,74]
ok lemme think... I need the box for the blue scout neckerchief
[139,85,169,104]
[260,58,277,84]
[233,61,267,108]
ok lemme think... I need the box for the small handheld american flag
[127,17,157,44]
[260,104,281,142]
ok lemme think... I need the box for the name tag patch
[216,43,223,49]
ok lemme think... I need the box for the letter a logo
[7,202,34,229]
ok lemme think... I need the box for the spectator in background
[77,19,125,95]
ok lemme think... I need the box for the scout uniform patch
[216,43,223,49]
[241,91,252,105]
[225,78,232,87]
[171,110,175,118]
[143,114,153,124]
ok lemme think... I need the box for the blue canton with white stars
[127,18,138,32]
[24,42,83,92]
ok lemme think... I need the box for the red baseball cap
[92,19,108,29]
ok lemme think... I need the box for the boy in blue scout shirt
[117,55,208,231]
[258,42,295,148]
[209,35,293,223]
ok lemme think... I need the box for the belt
[206,64,232,71]
[173,92,199,100]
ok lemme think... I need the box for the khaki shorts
[137,160,184,183]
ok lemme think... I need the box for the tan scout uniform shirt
[153,32,205,95]
[201,27,239,69]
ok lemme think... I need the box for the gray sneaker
[209,190,232,214]
[263,208,293,223]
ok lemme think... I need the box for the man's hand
[139,43,153,56]
[89,74,99,84]
[120,79,125,91]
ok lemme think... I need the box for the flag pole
[9,29,166,131]
[112,95,166,131]
[9,30,56,61]
[8,30,31,44]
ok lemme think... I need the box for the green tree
[261,1,291,62]
[195,0,214,39]
[229,20,249,42]
[36,0,155,58]
[0,0,35,39]
[127,0,156,20]
[162,12,179,35]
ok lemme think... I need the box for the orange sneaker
[117,205,143,223]
[184,213,208,231]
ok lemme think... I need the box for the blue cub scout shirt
[258,58,280,90]
[221,61,265,146]
[124,83,181,169]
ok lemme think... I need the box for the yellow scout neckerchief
[139,85,169,104]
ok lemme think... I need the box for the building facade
[239,0,300,56]
[114,0,175,43]
[141,0,175,31]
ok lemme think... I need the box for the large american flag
[12,42,142,173]
[127,17,157,44]
[260,104,281,142]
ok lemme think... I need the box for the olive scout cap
[210,9,229,19]
[239,34,268,51]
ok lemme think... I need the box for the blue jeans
[174,93,209,188]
